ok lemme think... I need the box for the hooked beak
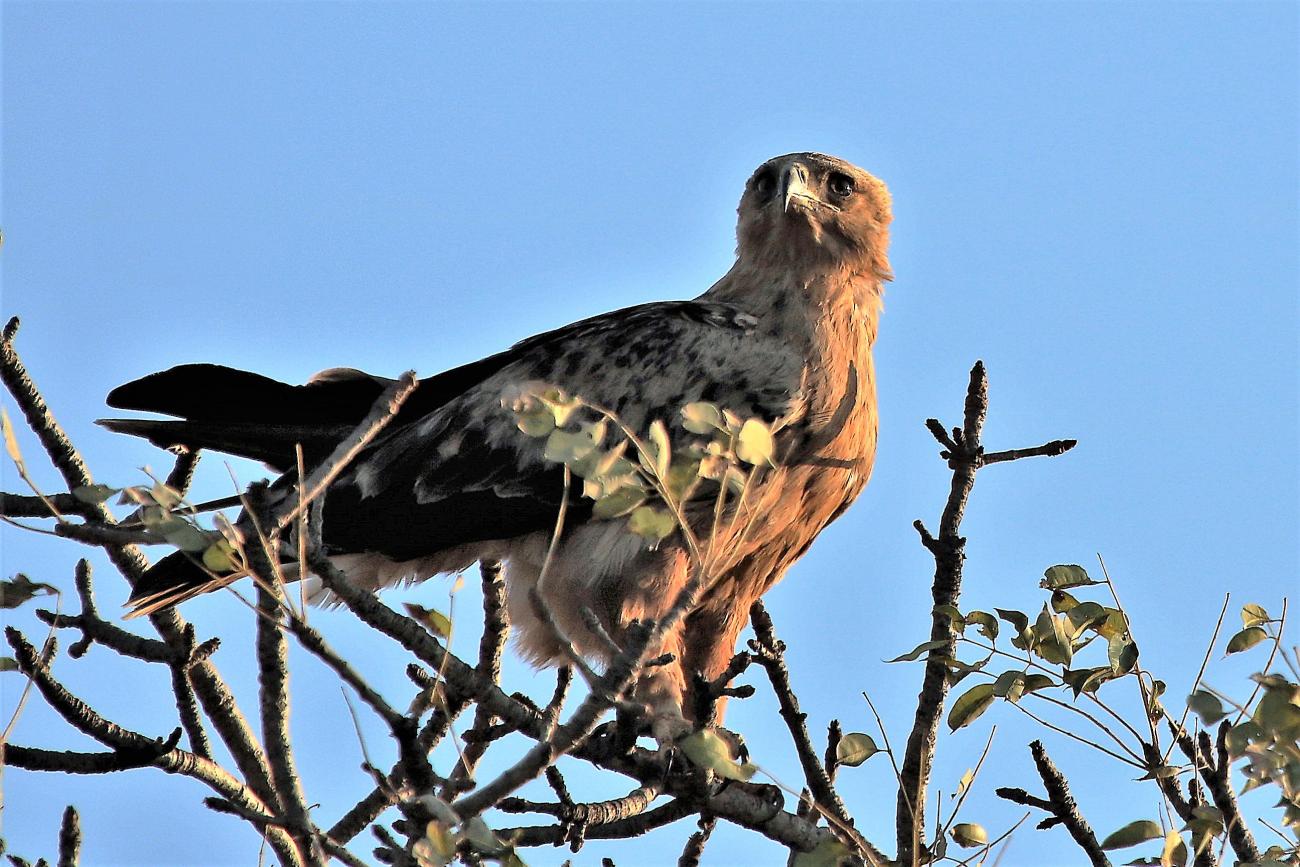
[780,162,814,214]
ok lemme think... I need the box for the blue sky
[2,3,1296,865]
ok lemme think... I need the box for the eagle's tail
[96,417,352,469]
[99,363,389,469]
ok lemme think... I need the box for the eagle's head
[735,152,892,282]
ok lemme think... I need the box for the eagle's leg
[502,538,694,740]
[681,595,753,724]
[600,547,695,742]
[628,625,692,742]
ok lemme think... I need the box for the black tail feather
[96,417,352,470]
[106,363,388,424]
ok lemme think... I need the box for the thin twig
[677,815,716,867]
[748,601,853,830]
[1232,597,1288,725]
[57,805,81,867]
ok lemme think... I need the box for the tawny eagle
[101,152,892,732]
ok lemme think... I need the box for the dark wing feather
[317,300,799,562]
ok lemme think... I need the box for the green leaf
[1224,720,1262,758]
[1033,605,1073,666]
[995,608,1029,632]
[993,670,1027,702]
[591,486,648,519]
[1185,805,1224,856]
[1062,666,1115,697]
[1051,589,1079,613]
[934,603,966,633]
[677,729,756,781]
[934,653,990,682]
[201,540,238,573]
[570,439,624,479]
[966,610,999,641]
[1160,829,1187,867]
[1,407,22,463]
[1067,601,1109,634]
[681,402,724,434]
[543,428,598,464]
[790,838,852,867]
[1021,673,1056,694]
[835,732,880,767]
[460,816,504,854]
[515,407,555,438]
[735,418,776,467]
[1254,686,1300,738]
[0,657,18,672]
[158,519,212,553]
[150,482,183,510]
[948,683,996,730]
[71,484,118,504]
[1226,626,1267,654]
[886,639,948,663]
[950,823,988,848]
[1101,820,1164,850]
[412,819,457,867]
[534,388,579,426]
[405,604,452,639]
[697,452,729,481]
[1186,690,1226,726]
[1096,608,1129,639]
[1241,603,1270,628]
[954,766,975,798]
[576,441,632,481]
[0,574,57,609]
[996,608,1032,649]
[664,456,701,502]
[648,419,672,478]
[627,506,676,542]
[1108,633,1139,675]
[1040,564,1101,589]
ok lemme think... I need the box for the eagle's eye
[753,171,776,198]
[828,172,855,198]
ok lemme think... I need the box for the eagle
[101,152,893,735]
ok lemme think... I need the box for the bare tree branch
[896,361,1076,863]
[1,321,280,810]
[996,740,1109,867]
[748,601,854,830]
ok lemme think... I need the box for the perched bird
[101,152,893,735]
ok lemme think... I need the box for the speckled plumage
[102,152,892,732]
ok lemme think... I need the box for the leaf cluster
[511,388,776,544]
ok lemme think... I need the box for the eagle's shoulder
[510,300,760,357]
